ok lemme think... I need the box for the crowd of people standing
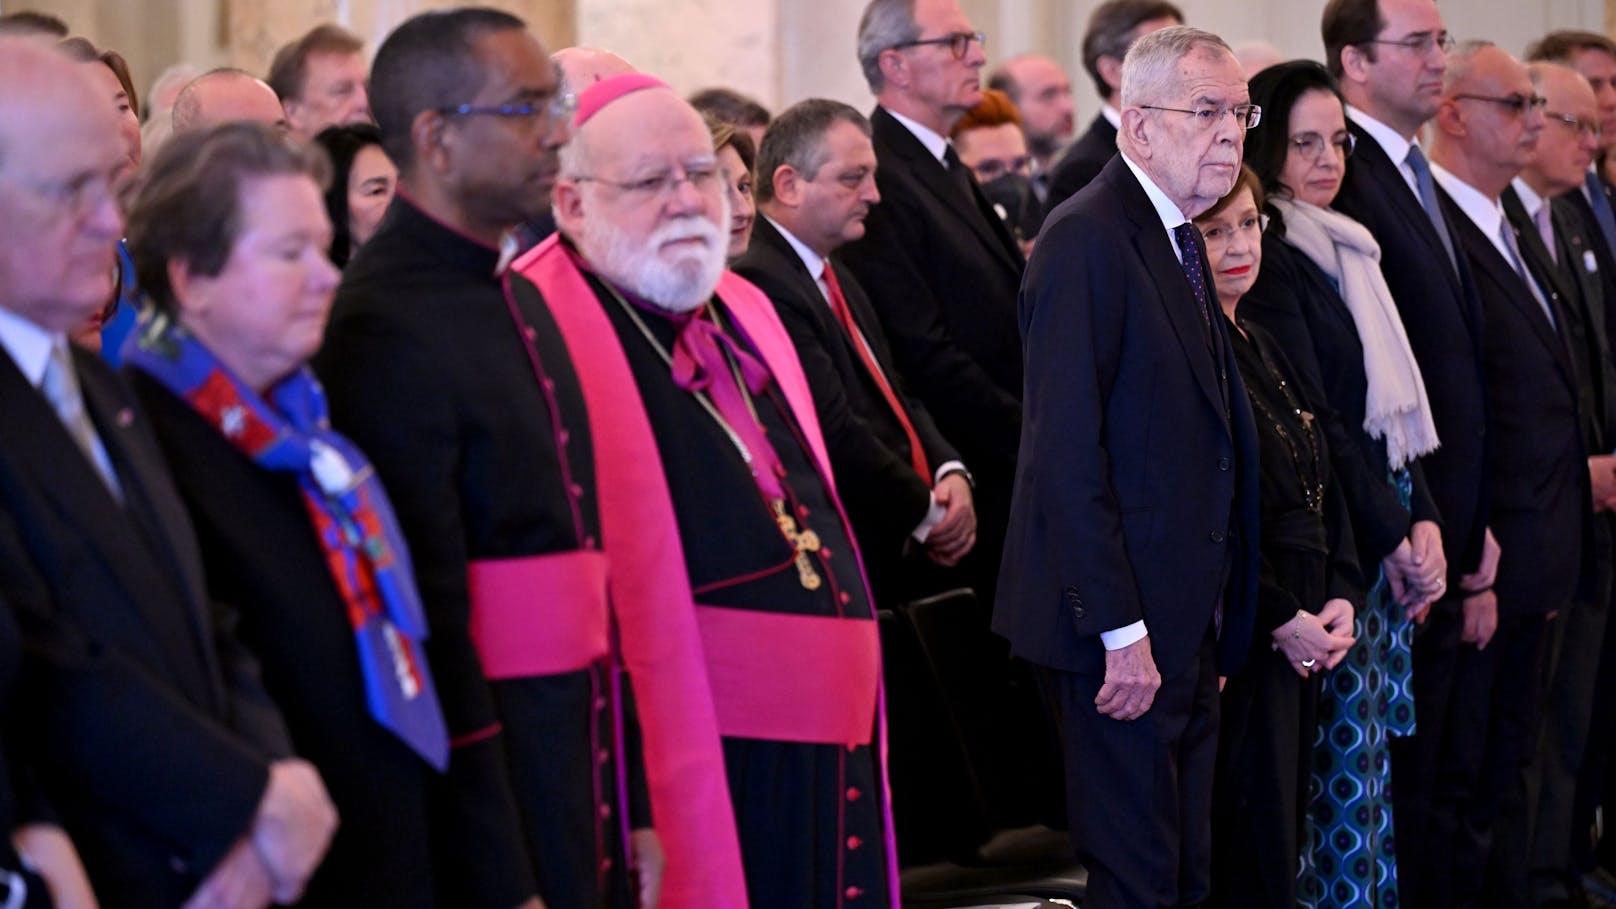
[2,0,1616,907]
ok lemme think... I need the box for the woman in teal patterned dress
[1237,61,1449,908]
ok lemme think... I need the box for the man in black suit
[995,26,1259,909]
[841,0,1024,603]
[1507,61,1616,908]
[0,36,336,907]
[732,99,976,606]
[1429,42,1590,909]
[1323,0,1487,899]
[1042,0,1183,213]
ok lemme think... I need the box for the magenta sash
[467,551,609,678]
[514,240,748,909]
[696,605,880,744]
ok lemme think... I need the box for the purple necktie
[1172,222,1212,325]
[670,311,787,502]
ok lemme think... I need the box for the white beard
[579,196,730,314]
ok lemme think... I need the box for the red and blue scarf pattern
[125,312,449,770]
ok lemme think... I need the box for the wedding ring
[1301,658,1317,668]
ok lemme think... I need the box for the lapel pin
[116,408,134,427]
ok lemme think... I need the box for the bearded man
[512,73,898,909]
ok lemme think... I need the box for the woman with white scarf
[1238,60,1445,909]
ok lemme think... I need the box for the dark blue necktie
[1405,144,1459,274]
[1172,222,1212,326]
[1585,171,1616,264]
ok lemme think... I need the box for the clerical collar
[388,191,503,279]
[884,107,949,164]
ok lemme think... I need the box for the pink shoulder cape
[512,235,901,909]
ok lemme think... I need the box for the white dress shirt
[0,305,59,387]
[1347,105,1424,201]
[885,107,950,165]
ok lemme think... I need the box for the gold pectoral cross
[773,500,823,590]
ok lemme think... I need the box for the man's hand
[1096,635,1161,721]
[1381,537,1413,607]
[1461,589,1498,650]
[14,824,99,909]
[1459,527,1500,594]
[1592,455,1616,511]
[249,759,338,904]
[180,838,273,909]
[630,827,665,909]
[925,473,976,566]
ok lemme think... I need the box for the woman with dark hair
[58,38,143,361]
[121,122,447,907]
[707,116,757,260]
[313,123,396,268]
[1193,166,1360,909]
[1239,60,1449,908]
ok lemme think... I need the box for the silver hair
[1119,25,1234,108]
[856,0,921,93]
[1442,39,1497,95]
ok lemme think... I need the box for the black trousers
[1054,633,1219,909]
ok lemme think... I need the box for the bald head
[171,69,288,134]
[552,46,635,96]
[554,82,727,313]
[988,54,1074,158]
[1432,43,1544,197]
[1522,62,1599,196]
[0,37,126,327]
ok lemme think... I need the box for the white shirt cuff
[932,460,967,486]
[911,492,946,542]
[1100,621,1148,650]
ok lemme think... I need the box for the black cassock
[588,272,891,909]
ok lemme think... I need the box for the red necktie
[821,264,931,482]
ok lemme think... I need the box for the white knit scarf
[1270,196,1441,468]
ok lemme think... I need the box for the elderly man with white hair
[995,25,1261,909]
[514,72,898,909]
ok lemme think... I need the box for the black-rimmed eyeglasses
[890,31,986,60]
[1450,92,1548,116]
[1138,103,1263,130]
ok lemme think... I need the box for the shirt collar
[885,107,950,164]
[1119,151,1190,230]
[1430,161,1502,239]
[1102,105,1122,130]
[1511,176,1548,218]
[766,216,830,285]
[0,305,62,388]
[1347,105,1414,166]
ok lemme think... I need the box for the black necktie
[942,144,978,207]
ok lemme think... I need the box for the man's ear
[771,164,803,207]
[1432,98,1463,138]
[1120,107,1152,159]
[878,49,910,93]
[552,179,585,232]
[1339,44,1372,88]
[165,257,207,317]
[412,108,452,175]
[282,97,309,135]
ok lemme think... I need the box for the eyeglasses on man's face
[572,162,724,203]
[1545,111,1602,141]
[1138,103,1263,131]
[1363,31,1456,57]
[437,90,577,126]
[1289,130,1356,162]
[891,31,987,60]
[1449,92,1548,117]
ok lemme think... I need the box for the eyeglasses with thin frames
[1545,111,1602,141]
[890,31,986,60]
[1137,103,1263,131]
[1289,130,1356,162]
[572,162,724,203]
[437,91,577,125]
[1449,92,1548,116]
[1363,31,1456,56]
[1199,212,1269,250]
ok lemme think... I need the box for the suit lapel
[873,108,1023,275]
[1107,162,1227,422]
[1350,122,1463,289]
[1503,189,1576,306]
[1451,204,1577,387]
